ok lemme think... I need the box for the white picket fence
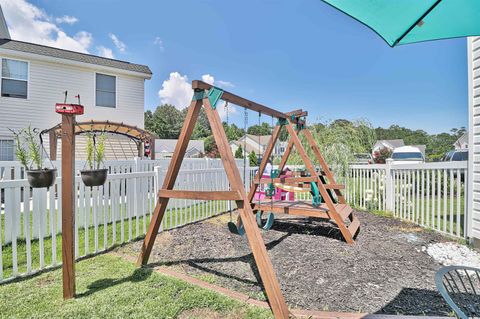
[347,161,469,238]
[0,158,248,283]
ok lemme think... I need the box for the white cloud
[55,15,78,25]
[0,0,93,53]
[109,33,126,53]
[97,46,114,59]
[153,36,164,50]
[159,72,194,110]
[217,80,234,88]
[158,72,236,119]
[201,74,215,85]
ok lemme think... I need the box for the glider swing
[136,80,359,319]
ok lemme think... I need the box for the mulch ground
[118,210,455,316]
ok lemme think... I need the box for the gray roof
[155,139,204,154]
[0,39,151,75]
[0,6,10,39]
[375,139,405,149]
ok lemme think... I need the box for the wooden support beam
[301,128,346,204]
[247,125,282,203]
[158,190,241,200]
[284,122,354,244]
[49,130,57,161]
[137,99,203,266]
[193,80,294,121]
[61,114,75,299]
[203,98,290,319]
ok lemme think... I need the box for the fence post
[385,159,394,212]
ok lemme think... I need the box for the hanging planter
[27,168,57,188]
[81,132,108,187]
[10,126,57,189]
[80,168,108,187]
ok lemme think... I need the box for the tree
[145,104,185,139]
[235,144,244,159]
[247,122,271,136]
[204,135,219,158]
[191,108,211,139]
[248,151,258,166]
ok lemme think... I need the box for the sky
[1,0,469,134]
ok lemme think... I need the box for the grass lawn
[1,201,229,280]
[0,253,272,319]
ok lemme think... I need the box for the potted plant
[80,133,108,187]
[11,127,57,188]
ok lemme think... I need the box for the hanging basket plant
[80,133,108,187]
[11,127,57,188]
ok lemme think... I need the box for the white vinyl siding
[468,37,480,240]
[0,53,145,139]
[1,58,28,99]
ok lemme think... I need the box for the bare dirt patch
[178,308,244,319]
[120,211,454,316]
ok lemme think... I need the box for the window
[452,151,468,161]
[96,73,116,107]
[0,140,14,161]
[1,58,28,99]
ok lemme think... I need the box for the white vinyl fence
[0,158,248,283]
[347,161,469,238]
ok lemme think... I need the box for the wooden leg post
[137,100,203,266]
[61,114,76,299]
[203,99,290,319]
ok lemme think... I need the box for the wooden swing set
[136,80,360,319]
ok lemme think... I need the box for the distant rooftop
[0,38,152,76]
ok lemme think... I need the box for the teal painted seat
[435,265,480,319]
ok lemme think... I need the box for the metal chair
[435,265,480,319]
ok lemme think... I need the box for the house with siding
[0,5,152,161]
[230,134,286,158]
[467,37,480,248]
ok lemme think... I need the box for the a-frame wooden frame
[249,120,359,244]
[137,80,359,319]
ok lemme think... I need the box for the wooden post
[137,99,203,266]
[247,125,282,202]
[49,130,57,161]
[203,99,290,319]
[150,138,156,160]
[61,114,75,299]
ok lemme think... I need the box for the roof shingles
[0,39,151,75]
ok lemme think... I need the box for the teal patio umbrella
[322,0,480,47]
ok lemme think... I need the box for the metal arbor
[136,80,359,319]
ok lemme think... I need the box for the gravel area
[119,211,460,316]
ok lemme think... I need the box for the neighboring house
[0,5,152,161]
[155,139,204,158]
[372,139,405,155]
[467,37,480,247]
[230,134,287,158]
[453,132,468,150]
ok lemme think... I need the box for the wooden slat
[137,99,203,266]
[337,204,353,220]
[324,184,345,190]
[348,217,360,237]
[254,176,318,184]
[158,190,241,200]
[254,201,330,219]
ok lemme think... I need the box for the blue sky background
[24,0,469,133]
